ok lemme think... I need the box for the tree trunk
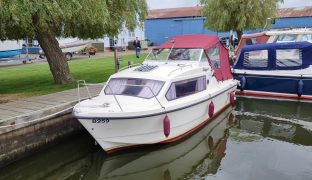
[236,30,243,42]
[36,32,74,84]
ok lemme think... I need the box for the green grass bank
[0,54,146,99]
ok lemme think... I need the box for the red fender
[208,101,214,118]
[163,115,170,137]
[230,92,235,106]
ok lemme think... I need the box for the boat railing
[77,80,92,103]
[167,64,193,76]
[118,63,141,72]
[77,81,165,112]
[77,80,124,112]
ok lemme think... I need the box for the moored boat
[83,106,235,180]
[233,41,312,101]
[235,28,312,57]
[73,34,238,153]
[0,40,22,59]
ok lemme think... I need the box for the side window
[243,50,268,68]
[207,45,220,69]
[166,76,206,101]
[302,34,312,42]
[275,34,297,43]
[276,49,302,67]
[200,51,208,62]
[245,38,257,45]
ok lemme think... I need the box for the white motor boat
[39,38,89,60]
[73,34,238,153]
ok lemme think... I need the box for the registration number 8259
[92,118,110,123]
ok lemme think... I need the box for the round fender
[297,80,304,97]
[208,101,214,118]
[163,115,170,137]
[240,76,246,91]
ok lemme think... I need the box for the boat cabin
[104,34,233,101]
[233,42,312,71]
[145,34,233,81]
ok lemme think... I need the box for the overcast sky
[147,0,312,9]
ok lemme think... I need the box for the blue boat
[233,42,312,101]
[0,49,22,59]
[0,40,22,59]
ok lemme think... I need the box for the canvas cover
[159,34,233,81]
[234,41,312,70]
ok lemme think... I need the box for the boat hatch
[134,65,158,72]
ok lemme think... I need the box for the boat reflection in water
[83,106,236,180]
[236,97,312,146]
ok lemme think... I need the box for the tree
[0,0,147,84]
[200,0,282,40]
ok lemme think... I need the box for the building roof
[148,6,312,19]
[148,6,202,19]
[278,6,312,18]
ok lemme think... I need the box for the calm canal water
[0,98,312,180]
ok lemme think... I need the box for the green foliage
[0,0,148,40]
[200,0,282,33]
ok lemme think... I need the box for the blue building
[145,6,312,45]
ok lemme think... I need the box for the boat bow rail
[76,80,166,113]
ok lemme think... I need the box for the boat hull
[77,86,236,153]
[60,42,89,53]
[0,40,22,58]
[0,49,22,59]
[235,73,312,101]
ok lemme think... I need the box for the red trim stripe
[236,91,312,101]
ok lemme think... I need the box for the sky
[147,0,312,9]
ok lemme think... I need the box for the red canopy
[158,34,220,50]
[158,34,233,81]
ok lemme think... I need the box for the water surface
[0,98,311,180]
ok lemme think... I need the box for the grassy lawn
[0,54,146,98]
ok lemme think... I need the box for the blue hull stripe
[234,74,312,96]
[0,49,22,58]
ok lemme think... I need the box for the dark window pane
[176,80,197,98]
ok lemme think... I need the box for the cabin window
[104,78,164,99]
[207,45,220,68]
[166,76,206,101]
[245,38,257,45]
[200,51,208,62]
[146,48,202,61]
[243,50,268,67]
[276,49,302,67]
[302,34,312,42]
[274,34,297,43]
[168,49,202,61]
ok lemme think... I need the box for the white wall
[92,24,145,49]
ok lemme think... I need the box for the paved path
[0,84,103,133]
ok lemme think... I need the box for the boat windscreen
[104,78,165,99]
[146,48,202,61]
